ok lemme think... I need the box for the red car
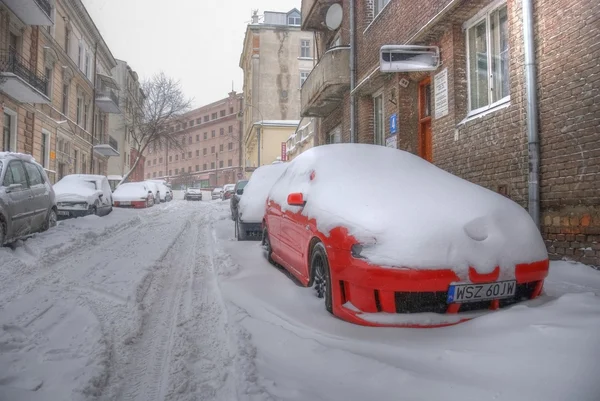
[263,144,549,327]
[113,182,155,208]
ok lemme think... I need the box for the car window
[24,162,44,186]
[85,180,98,190]
[35,164,46,184]
[3,161,29,188]
[236,181,248,191]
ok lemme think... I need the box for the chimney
[251,10,259,24]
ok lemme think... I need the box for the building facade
[239,9,314,173]
[301,0,600,266]
[143,91,244,188]
[0,0,120,183]
[286,117,315,161]
[107,59,145,178]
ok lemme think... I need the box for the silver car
[0,153,57,245]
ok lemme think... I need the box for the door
[2,160,33,238]
[280,208,311,280]
[23,162,48,231]
[418,77,433,162]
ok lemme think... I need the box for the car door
[279,204,311,279]
[23,161,48,231]
[2,160,33,237]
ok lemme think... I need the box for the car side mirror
[287,192,305,207]
[236,189,243,195]
[5,183,22,193]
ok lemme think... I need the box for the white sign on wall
[434,68,449,119]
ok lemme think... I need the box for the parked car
[113,182,154,208]
[236,164,287,241]
[184,187,202,201]
[222,184,235,200]
[0,152,57,245]
[54,174,113,218]
[212,187,223,200]
[148,179,172,202]
[263,144,550,327]
[230,179,248,220]
[145,181,160,205]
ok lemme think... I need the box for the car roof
[0,152,40,164]
[62,174,106,181]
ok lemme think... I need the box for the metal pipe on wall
[349,0,356,143]
[523,0,540,227]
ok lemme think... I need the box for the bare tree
[120,72,192,185]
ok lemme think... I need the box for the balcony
[301,0,339,31]
[93,135,119,157]
[2,0,53,26]
[96,88,120,114]
[0,51,50,104]
[301,47,350,118]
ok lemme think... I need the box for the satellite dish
[325,4,343,31]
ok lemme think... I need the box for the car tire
[262,227,274,264]
[41,208,58,232]
[311,242,333,314]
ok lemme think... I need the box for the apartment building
[107,59,145,178]
[144,91,244,188]
[301,0,600,265]
[0,0,120,182]
[239,9,314,172]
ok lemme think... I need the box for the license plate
[58,211,70,216]
[120,201,131,205]
[447,280,516,303]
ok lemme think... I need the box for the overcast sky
[82,0,300,108]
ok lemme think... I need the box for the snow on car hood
[268,144,548,278]
[239,163,288,223]
[54,178,101,204]
[113,183,149,201]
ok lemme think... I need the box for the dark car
[230,179,248,220]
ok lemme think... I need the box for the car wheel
[311,243,333,314]
[42,208,58,232]
[262,227,274,264]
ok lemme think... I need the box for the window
[188,166,192,173]
[196,134,200,142]
[203,148,207,155]
[45,67,53,98]
[374,0,391,16]
[3,161,28,187]
[76,96,83,124]
[211,146,215,153]
[373,94,385,145]
[203,163,207,170]
[219,160,224,168]
[219,144,224,152]
[83,103,89,130]
[467,4,510,113]
[73,149,79,173]
[169,156,172,162]
[229,107,234,114]
[228,125,233,134]
[78,42,83,68]
[328,125,342,144]
[220,110,225,117]
[188,136,192,144]
[2,110,16,152]
[211,130,215,138]
[85,51,90,77]
[300,71,310,87]
[204,116,209,122]
[288,14,301,26]
[41,131,49,168]
[64,27,70,53]
[211,113,217,120]
[159,157,163,163]
[204,132,208,140]
[188,151,192,158]
[196,150,200,156]
[175,155,179,161]
[62,84,69,114]
[24,162,43,186]
[211,162,215,169]
[220,128,224,136]
[195,165,199,171]
[300,40,311,58]
[228,159,232,167]
[196,118,201,124]
[228,142,233,151]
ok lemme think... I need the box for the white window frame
[41,129,51,169]
[300,39,311,58]
[288,14,301,26]
[465,0,510,116]
[373,91,385,146]
[2,108,18,152]
[300,70,310,88]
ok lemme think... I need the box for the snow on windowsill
[458,99,511,126]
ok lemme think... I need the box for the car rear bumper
[57,208,92,219]
[114,200,148,208]
[328,252,549,328]
[238,221,262,240]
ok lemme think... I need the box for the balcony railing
[1,0,53,25]
[301,46,350,118]
[97,89,119,106]
[96,88,120,113]
[0,50,48,95]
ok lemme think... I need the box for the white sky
[81,0,300,108]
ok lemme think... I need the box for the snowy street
[1,199,600,401]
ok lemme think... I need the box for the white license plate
[447,280,517,303]
[58,211,70,216]
[120,201,131,205]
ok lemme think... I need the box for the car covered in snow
[54,174,113,219]
[113,182,155,208]
[0,152,57,245]
[263,144,550,327]
[148,179,172,202]
[212,187,223,200]
[184,187,202,201]
[221,183,235,200]
[144,181,160,205]
[230,179,248,220]
[236,163,287,241]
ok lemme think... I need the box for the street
[1,199,600,401]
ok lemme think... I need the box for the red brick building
[301,0,600,266]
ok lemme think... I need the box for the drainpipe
[349,0,356,143]
[257,125,261,167]
[523,0,540,227]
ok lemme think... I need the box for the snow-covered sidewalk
[0,200,599,401]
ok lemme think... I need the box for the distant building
[239,8,314,174]
[143,91,244,188]
[246,120,300,167]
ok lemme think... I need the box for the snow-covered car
[230,180,248,220]
[212,187,223,200]
[222,184,235,200]
[236,164,287,241]
[54,174,113,219]
[148,179,172,202]
[0,152,57,245]
[184,187,202,201]
[144,181,160,205]
[263,144,550,327]
[113,182,154,208]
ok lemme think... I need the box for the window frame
[465,0,510,116]
[2,108,18,152]
[300,70,310,88]
[300,39,311,58]
[41,129,51,169]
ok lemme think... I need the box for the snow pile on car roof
[0,152,36,162]
[113,182,149,201]
[54,175,102,203]
[239,163,288,223]
[268,144,547,277]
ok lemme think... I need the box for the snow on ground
[0,200,599,401]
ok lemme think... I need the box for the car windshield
[1,2,597,401]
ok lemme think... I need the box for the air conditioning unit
[380,45,440,73]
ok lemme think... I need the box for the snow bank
[113,182,149,201]
[53,175,102,204]
[239,163,288,223]
[268,144,547,276]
